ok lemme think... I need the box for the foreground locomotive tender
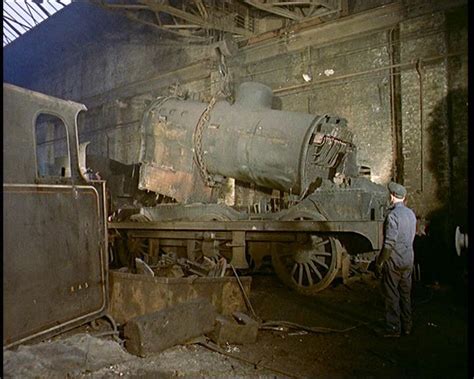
[3,84,108,347]
[107,82,389,295]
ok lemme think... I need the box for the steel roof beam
[3,17,23,37]
[3,14,32,31]
[4,2,35,28]
[243,0,302,20]
[3,0,68,46]
[103,1,252,36]
[24,2,39,24]
[27,2,48,22]
[140,1,252,36]
[35,3,52,18]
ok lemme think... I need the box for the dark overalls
[381,202,417,333]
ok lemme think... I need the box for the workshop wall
[3,1,467,226]
[398,6,467,225]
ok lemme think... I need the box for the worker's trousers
[381,260,413,332]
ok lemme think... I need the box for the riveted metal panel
[3,84,108,347]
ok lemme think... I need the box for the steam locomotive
[102,82,389,295]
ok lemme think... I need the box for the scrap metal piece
[230,265,258,320]
[135,258,155,277]
[178,257,210,277]
[209,312,259,345]
[208,257,227,277]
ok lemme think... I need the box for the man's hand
[376,246,392,266]
[375,263,383,278]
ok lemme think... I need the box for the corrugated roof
[3,0,71,46]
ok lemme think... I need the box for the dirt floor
[4,272,468,378]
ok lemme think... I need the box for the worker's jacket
[383,202,417,271]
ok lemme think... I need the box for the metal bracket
[229,231,249,269]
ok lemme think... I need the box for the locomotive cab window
[35,113,71,178]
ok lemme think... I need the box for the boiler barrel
[139,82,346,197]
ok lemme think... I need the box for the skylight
[3,0,71,47]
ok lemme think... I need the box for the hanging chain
[218,54,233,99]
[193,96,218,187]
[192,45,234,187]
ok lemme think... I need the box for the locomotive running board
[108,220,384,252]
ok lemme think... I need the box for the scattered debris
[3,334,133,378]
[154,264,185,278]
[260,319,371,335]
[224,342,241,353]
[176,257,227,277]
[209,311,259,345]
[5,335,273,378]
[324,68,335,76]
[146,253,229,278]
[266,326,289,332]
[208,257,227,277]
[199,339,300,378]
[288,331,308,336]
[135,258,154,277]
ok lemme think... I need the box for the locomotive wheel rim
[274,236,340,293]
[272,211,342,295]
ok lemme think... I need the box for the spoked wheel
[272,234,342,295]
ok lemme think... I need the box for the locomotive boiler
[138,81,357,204]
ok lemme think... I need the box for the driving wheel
[272,234,342,295]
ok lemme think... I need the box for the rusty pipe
[273,52,465,95]
[415,58,424,192]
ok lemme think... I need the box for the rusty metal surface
[138,97,215,202]
[109,271,252,325]
[138,82,354,200]
[284,177,389,222]
[3,84,108,347]
[3,185,107,346]
[139,203,245,222]
[139,163,213,203]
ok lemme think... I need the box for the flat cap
[388,181,406,199]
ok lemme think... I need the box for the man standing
[375,182,417,337]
